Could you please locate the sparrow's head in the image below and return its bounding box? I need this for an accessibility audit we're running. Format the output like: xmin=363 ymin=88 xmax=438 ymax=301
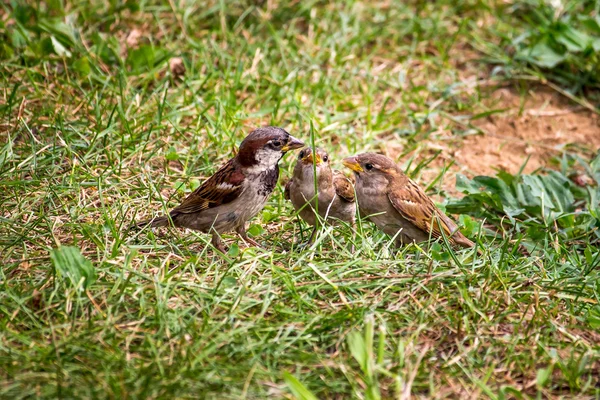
xmin=237 ymin=126 xmax=304 ymax=170
xmin=293 ymin=147 xmax=331 ymax=181
xmin=297 ymin=147 xmax=330 ymax=167
xmin=342 ymin=153 xmax=401 ymax=186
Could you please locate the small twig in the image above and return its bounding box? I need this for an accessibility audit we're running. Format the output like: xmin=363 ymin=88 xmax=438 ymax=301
xmin=295 ymin=273 xmax=456 ymax=287
xmin=512 ymin=74 xmax=600 ymax=115
xmin=526 ymin=105 xmax=585 ymax=117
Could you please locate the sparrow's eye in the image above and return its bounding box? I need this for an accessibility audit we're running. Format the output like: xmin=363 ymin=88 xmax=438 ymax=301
xmin=365 ymin=163 xmax=374 ymax=171
xmin=323 ymin=155 xmax=329 ymax=162
xmin=271 ymin=140 xmax=282 ymax=147
xmin=299 ymin=150 xmax=304 ymax=159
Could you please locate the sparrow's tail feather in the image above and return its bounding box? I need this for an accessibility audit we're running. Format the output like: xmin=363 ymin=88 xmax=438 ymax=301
xmin=453 ymin=234 xmax=475 ymax=249
xmin=130 ymin=215 xmax=171 ymax=230
xmin=451 ymin=233 xmax=485 ymax=256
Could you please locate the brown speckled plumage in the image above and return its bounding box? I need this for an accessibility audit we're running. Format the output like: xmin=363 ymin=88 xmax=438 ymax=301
xmin=285 ymin=147 xmax=356 ymax=243
xmin=343 ymin=153 xmax=474 ymax=249
xmin=132 ymin=126 xmax=304 ymax=252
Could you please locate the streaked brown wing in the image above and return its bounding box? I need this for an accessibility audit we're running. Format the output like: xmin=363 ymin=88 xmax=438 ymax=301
xmin=172 ymin=159 xmax=245 ymax=214
xmin=333 ymin=170 xmax=355 ymax=203
xmin=283 ymin=179 xmax=292 ymax=200
xmin=386 ymin=179 xmax=457 ymax=240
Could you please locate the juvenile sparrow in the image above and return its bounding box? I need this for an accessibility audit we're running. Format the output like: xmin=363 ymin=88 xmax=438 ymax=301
xmin=284 ymin=147 xmax=356 ymax=242
xmin=133 ymin=126 xmax=304 ymax=252
xmin=343 ymin=153 xmax=474 ymax=249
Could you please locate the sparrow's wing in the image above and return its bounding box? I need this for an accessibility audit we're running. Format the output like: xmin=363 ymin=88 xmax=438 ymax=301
xmin=283 ymin=179 xmax=292 ymax=200
xmin=333 ymin=170 xmax=355 ymax=203
xmin=386 ymin=179 xmax=458 ymax=240
xmin=171 ymin=159 xmax=246 ymax=214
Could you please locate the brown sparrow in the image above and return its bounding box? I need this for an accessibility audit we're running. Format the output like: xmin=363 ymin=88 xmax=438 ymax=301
xmin=133 ymin=126 xmax=304 ymax=252
xmin=284 ymin=147 xmax=356 ymax=243
xmin=343 ymin=153 xmax=474 ymax=248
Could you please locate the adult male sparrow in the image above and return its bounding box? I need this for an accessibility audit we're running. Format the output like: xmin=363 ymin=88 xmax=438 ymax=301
xmin=284 ymin=147 xmax=356 ymax=243
xmin=342 ymin=153 xmax=474 ymax=249
xmin=133 ymin=126 xmax=304 ymax=252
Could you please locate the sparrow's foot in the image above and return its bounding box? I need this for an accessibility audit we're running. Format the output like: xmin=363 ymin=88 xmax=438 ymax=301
xmin=236 ymin=226 xmax=263 ymax=248
xmin=350 ymin=224 xmax=357 ymax=253
xmin=211 ymin=234 xmax=227 ymax=254
xmin=295 ymin=227 xmax=317 ymax=250
xmin=295 ymin=241 xmax=310 ymax=250
xmin=239 ymin=235 xmax=262 ymax=248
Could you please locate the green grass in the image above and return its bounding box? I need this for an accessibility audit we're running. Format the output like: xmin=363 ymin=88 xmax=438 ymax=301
xmin=1 ymin=0 xmax=599 ymax=398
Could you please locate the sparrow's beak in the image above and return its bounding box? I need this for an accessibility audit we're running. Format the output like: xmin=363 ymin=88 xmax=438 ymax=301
xmin=343 ymin=156 xmax=363 ymax=173
xmin=282 ymin=135 xmax=305 ymax=152
xmin=302 ymin=152 xmax=322 ymax=165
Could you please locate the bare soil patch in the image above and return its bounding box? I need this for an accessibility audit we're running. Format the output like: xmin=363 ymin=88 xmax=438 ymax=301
xmin=460 ymin=87 xmax=600 ymax=175
xmin=411 ymin=87 xmax=600 ymax=197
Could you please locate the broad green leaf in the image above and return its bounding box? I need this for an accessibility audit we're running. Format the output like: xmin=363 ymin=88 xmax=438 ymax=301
xmin=445 ymin=196 xmax=481 ymax=215
xmin=458 ymin=214 xmax=477 ymax=237
xmin=500 ymin=386 xmax=524 ymax=400
xmin=39 ymin=19 xmax=76 ymax=46
xmin=189 ymin=178 xmax=201 ymax=191
xmin=165 ymin=146 xmax=179 ymax=161
xmin=127 ymin=45 xmax=168 ymax=73
xmin=173 ymin=180 xmax=186 ymax=192
xmin=431 ymin=242 xmax=450 ymax=261
xmin=584 ymin=246 xmax=593 ymax=265
xmin=578 ymin=16 xmax=600 ymax=34
xmin=50 ymin=246 xmax=96 ymax=291
xmin=221 ymin=276 xmax=238 ymax=288
xmin=455 ymin=174 xmax=482 ymax=194
xmin=13 ymin=4 xmax=35 ymax=25
xmin=545 ymin=171 xmax=575 ymax=212
xmin=347 ymin=331 xmax=367 ymax=373
xmin=227 ymin=243 xmax=239 ymax=258
xmin=90 ymin=32 xmax=121 ymax=64
xmin=247 ymin=224 xmax=265 ymax=237
xmin=473 ymin=175 xmax=523 ymax=216
xmin=73 ymin=56 xmax=90 ymax=76
xmin=497 ymin=170 xmax=516 ymax=186
xmin=521 ymin=175 xmax=547 ymax=209
xmin=50 ymin=36 xmax=72 ymax=57
xmin=283 ymin=372 xmax=318 ymax=400
xmin=537 ymin=366 xmax=553 ymax=388
xmin=554 ymin=24 xmax=591 ymax=52
xmin=523 ymin=42 xmax=565 ymax=68
xmin=0 ymin=138 xmax=14 ymax=166
xmin=587 ymin=306 xmax=600 ymax=329
xmin=10 ymin=28 xmax=29 ymax=49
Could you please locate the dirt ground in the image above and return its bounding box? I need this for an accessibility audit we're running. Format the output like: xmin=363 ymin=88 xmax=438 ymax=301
xmin=417 ymin=87 xmax=600 ymax=195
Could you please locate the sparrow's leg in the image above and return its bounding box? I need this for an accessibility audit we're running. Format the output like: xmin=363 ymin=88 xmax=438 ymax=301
xmin=236 ymin=225 xmax=262 ymax=248
xmin=350 ymin=222 xmax=356 ymax=253
xmin=297 ymin=226 xmax=317 ymax=249
xmin=307 ymin=226 xmax=317 ymax=244
xmin=211 ymin=233 xmax=227 ymax=254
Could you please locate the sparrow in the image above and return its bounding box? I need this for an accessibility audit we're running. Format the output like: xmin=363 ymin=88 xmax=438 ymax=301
xmin=342 ymin=153 xmax=475 ymax=249
xmin=133 ymin=126 xmax=304 ymax=252
xmin=284 ymin=147 xmax=356 ymax=243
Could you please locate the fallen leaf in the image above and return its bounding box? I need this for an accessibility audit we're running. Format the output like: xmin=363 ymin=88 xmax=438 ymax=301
xmin=169 ymin=57 xmax=186 ymax=79
xmin=570 ymin=173 xmax=595 ymax=187
xmin=126 ymin=29 xmax=142 ymax=48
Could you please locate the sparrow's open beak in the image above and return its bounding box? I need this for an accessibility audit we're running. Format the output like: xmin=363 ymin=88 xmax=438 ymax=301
xmin=302 ymin=152 xmax=322 ymax=165
xmin=343 ymin=156 xmax=363 ymax=173
xmin=282 ymin=135 xmax=305 ymax=152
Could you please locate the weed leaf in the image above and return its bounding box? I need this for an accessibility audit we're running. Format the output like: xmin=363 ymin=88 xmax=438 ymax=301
xmin=50 ymin=246 xmax=96 ymax=291
xmin=283 ymin=372 xmax=318 ymax=400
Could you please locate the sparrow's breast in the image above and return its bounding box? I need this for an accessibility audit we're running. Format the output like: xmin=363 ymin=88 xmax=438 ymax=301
xmin=330 ymin=194 xmax=356 ymax=223
xmin=236 ymin=166 xmax=279 ymax=222
xmin=354 ymin=182 xmax=383 ymax=216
